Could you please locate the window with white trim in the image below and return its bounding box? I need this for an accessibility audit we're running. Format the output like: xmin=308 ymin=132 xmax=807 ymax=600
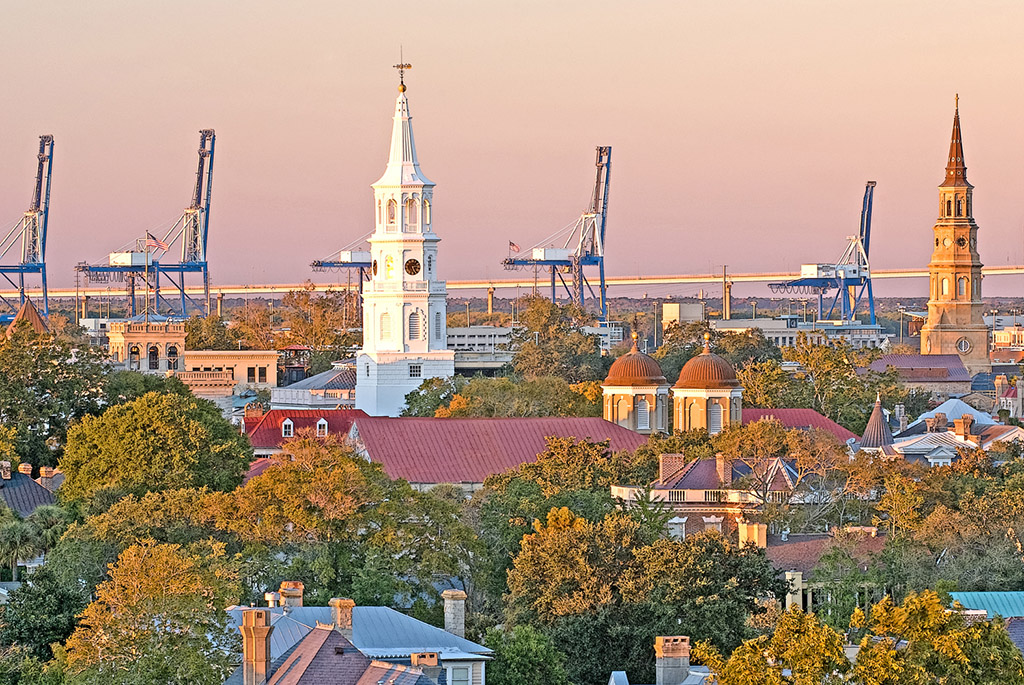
xmin=282 ymin=419 xmax=293 ymax=438
xmin=409 ymin=311 xmax=422 ymax=340
xmin=667 ymin=516 xmax=687 ymax=540
xmin=636 ymin=398 xmax=650 ymax=430
xmin=316 ymin=418 xmax=328 ymax=437
xmin=449 ymin=666 xmax=470 ymax=685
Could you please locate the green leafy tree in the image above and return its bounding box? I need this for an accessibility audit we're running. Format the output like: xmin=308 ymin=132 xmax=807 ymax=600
xmin=0 ymin=327 xmax=108 ymax=466
xmin=484 ymin=625 xmax=570 ymax=685
xmin=510 ymin=296 xmax=605 ymax=382
xmin=0 ymin=520 xmax=40 ymax=582
xmin=435 ymin=376 xmax=601 ymax=418
xmin=0 ymin=566 xmax=89 ymax=659
xmin=102 ymin=370 xmax=190 ymax=406
xmin=184 ymin=315 xmax=238 ymax=350
xmin=59 ymin=392 xmax=251 ymax=504
xmin=738 ymin=359 xmax=810 ymax=408
xmin=280 ymin=282 xmax=360 ymax=351
xmin=64 ymin=540 xmax=240 ymax=685
xmin=403 ymin=376 xmax=469 ymax=417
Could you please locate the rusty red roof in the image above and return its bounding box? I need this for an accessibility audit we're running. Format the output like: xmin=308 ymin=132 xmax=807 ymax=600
xmin=867 ymin=354 xmax=971 ymax=383
xmin=247 ymin=409 xmax=368 ymax=451
xmin=742 ymin=408 xmax=857 ymax=442
xmin=348 ymin=417 xmax=648 ymax=484
xmin=766 ymin=531 xmax=887 ymax=576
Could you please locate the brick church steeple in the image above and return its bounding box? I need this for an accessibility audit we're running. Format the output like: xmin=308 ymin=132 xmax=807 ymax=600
xmin=919 ymin=97 xmax=989 ymax=375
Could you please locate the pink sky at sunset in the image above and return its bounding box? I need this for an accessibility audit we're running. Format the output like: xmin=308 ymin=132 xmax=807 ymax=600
xmin=2 ymin=1 xmax=1023 ymax=298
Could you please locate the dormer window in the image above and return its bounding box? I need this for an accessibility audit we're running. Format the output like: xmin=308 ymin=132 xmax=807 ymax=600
xmin=316 ymin=418 xmax=328 ymax=437
xmin=282 ymin=419 xmax=293 ymax=438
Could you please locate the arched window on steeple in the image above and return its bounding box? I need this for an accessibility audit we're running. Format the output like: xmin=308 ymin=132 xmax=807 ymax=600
xmin=958 ymin=277 xmax=968 ymax=297
xmin=956 ymin=197 xmax=963 ymax=217
xmin=384 ymin=256 xmax=394 ymax=279
xmin=687 ymin=401 xmax=698 ymax=431
xmin=386 ymin=199 xmax=397 ymax=229
xmin=708 ymin=402 xmax=723 ymax=434
xmin=966 ymin=197 xmax=971 ymax=216
xmin=405 ymin=198 xmax=418 ymax=231
xmin=378 ymin=200 xmax=382 ymax=225
xmin=423 ymin=200 xmax=431 ymax=226
xmin=427 ymin=255 xmax=433 ymax=275
xmin=408 ymin=311 xmax=422 ymax=340
xmin=380 ymin=313 xmax=392 ymax=341
xmin=434 ymin=312 xmax=442 ymax=340
xmin=946 ymin=199 xmax=952 ymax=217
xmin=941 ymin=278 xmax=950 ymax=297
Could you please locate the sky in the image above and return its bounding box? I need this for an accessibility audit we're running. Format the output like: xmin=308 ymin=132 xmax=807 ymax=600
xmin=2 ymin=1 xmax=1024 ymax=299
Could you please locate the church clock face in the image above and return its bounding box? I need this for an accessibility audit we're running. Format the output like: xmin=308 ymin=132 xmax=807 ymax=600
xmin=956 ymin=337 xmax=972 ymax=354
xmin=956 ymin=236 xmax=967 ymax=248
xmin=405 ymin=259 xmax=421 ymax=276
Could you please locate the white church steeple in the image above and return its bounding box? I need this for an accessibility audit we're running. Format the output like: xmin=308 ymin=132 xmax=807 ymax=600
xmin=355 ymin=65 xmax=455 ymax=417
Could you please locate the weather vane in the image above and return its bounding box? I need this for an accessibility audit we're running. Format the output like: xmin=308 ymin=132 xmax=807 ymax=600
xmin=394 ymin=48 xmax=412 ymax=92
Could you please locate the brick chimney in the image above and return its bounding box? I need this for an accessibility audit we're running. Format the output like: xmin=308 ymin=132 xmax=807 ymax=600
xmin=240 ymin=609 xmax=275 ymax=685
xmin=654 ymin=636 xmax=690 ymax=685
xmin=658 ymin=454 xmax=688 ymax=484
xmin=441 ymin=589 xmax=467 ymax=638
xmin=0 ymin=462 xmax=10 ymax=480
xmin=411 ymin=653 xmax=442 ymax=682
xmin=925 ymin=412 xmax=947 ymax=433
xmin=715 ymin=453 xmax=731 ymax=486
xmin=17 ymin=463 xmax=32 ymax=476
xmin=996 ymin=375 xmax=1009 ymax=397
xmin=278 ymin=581 xmax=304 ymax=607
xmin=329 ymin=597 xmax=356 ymax=639
xmin=952 ymin=414 xmax=975 ymax=440
xmin=894 ymin=403 xmax=908 ymax=433
xmin=37 ymin=466 xmax=58 ymax=492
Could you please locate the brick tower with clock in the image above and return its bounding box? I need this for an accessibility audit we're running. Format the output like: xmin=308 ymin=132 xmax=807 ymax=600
xmin=919 ymin=98 xmax=990 ymax=375
xmin=355 ymin=65 xmax=455 ymax=416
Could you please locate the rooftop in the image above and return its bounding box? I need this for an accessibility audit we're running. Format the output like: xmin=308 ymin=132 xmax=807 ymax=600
xmin=742 ymin=408 xmax=858 ymax=443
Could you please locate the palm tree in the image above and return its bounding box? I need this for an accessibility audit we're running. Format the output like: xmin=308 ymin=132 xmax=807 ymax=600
xmin=26 ymin=504 xmax=72 ymax=552
xmin=0 ymin=519 xmax=41 ymax=581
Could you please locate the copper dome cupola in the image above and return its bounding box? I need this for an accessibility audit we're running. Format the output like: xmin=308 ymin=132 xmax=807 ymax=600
xmin=673 ymin=333 xmax=740 ymax=389
xmin=604 ymin=333 xmax=667 ymax=386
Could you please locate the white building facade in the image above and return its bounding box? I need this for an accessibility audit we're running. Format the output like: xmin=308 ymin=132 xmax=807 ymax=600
xmin=355 ymin=77 xmax=455 ymax=417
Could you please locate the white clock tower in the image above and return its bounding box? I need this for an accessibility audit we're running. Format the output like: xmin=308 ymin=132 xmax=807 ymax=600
xmin=355 ymin=65 xmax=455 ymax=416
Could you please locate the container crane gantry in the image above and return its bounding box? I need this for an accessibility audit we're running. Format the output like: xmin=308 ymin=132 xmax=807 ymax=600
xmin=768 ymin=181 xmax=878 ymax=325
xmin=503 ymin=146 xmax=612 ymax=320
xmin=0 ymin=135 xmax=54 ymax=322
xmin=310 ymin=232 xmax=372 ymax=292
xmin=75 ymin=129 xmax=215 ymax=318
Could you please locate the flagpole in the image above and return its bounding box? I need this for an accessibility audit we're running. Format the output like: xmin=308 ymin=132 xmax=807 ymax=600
xmin=144 ymin=238 xmax=150 ymax=324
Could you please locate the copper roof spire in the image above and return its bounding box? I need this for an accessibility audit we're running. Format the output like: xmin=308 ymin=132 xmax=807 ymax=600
xmin=941 ymin=94 xmax=971 ymax=188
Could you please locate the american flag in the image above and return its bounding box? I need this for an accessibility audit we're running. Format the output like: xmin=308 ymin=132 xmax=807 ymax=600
xmin=509 ymin=241 xmax=521 ymax=253
xmin=145 ymin=232 xmax=169 ymax=251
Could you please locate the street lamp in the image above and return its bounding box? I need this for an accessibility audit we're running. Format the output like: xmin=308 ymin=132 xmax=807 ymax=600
xmin=897 ymin=304 xmax=905 ymax=345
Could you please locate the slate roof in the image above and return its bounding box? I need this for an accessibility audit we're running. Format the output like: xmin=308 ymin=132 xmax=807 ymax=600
xmin=0 ymin=473 xmax=56 ymax=517
xmin=742 ymin=408 xmax=858 ymax=442
xmin=1005 ymin=617 xmax=1024 ymax=655
xmin=950 ymin=592 xmax=1024 ymax=619
xmin=348 ymin=417 xmax=648 ymax=484
xmin=225 ymin=606 xmax=491 ymax=664
xmin=286 ymin=364 xmax=358 ymax=391
xmin=867 ymin=354 xmax=970 ymax=383
xmin=246 ymin=409 xmax=367 ymax=450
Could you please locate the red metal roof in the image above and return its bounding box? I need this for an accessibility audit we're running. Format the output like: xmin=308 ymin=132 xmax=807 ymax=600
xmin=867 ymin=354 xmax=971 ymax=383
xmin=742 ymin=408 xmax=857 ymax=442
xmin=247 ymin=409 xmax=368 ymax=450
xmin=349 ymin=417 xmax=648 ymax=484
xmin=244 ymin=457 xmax=274 ymax=483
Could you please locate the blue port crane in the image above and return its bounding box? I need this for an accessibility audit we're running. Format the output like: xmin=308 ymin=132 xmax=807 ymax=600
xmin=502 ymin=146 xmax=612 ymax=320
xmin=76 ymin=129 xmax=215 ymax=317
xmin=0 ymin=135 xmax=54 ymax=322
xmin=310 ymin=232 xmax=372 ymax=293
xmin=768 ymin=181 xmax=878 ymax=325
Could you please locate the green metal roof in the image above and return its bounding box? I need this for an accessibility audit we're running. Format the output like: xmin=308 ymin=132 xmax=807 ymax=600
xmin=949 ymin=592 xmax=1024 ymax=618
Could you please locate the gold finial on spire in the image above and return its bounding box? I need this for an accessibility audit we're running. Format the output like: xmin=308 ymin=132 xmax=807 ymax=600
xmin=703 ymin=331 xmax=712 ymax=353
xmin=394 ymin=48 xmax=411 ymax=93
xmin=955 ymin=93 xmax=959 ymax=110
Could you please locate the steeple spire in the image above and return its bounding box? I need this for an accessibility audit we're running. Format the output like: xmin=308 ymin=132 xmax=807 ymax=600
xmin=373 ymin=61 xmax=433 ymax=188
xmin=941 ymin=95 xmax=971 ymax=188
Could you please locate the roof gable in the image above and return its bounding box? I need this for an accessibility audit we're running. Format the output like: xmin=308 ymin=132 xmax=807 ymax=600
xmin=742 ymin=408 xmax=857 ymax=442
xmin=247 ymin=409 xmax=367 ymax=449
xmin=0 ymin=473 xmax=56 ymax=517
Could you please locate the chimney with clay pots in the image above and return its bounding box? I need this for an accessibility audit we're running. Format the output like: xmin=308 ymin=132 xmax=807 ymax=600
xmin=240 ymin=609 xmax=275 ymax=685
xmin=0 ymin=462 xmax=10 ymax=480
xmin=329 ymin=597 xmax=356 ymax=639
xmin=278 ymin=581 xmax=304 ymax=607
xmin=411 ymin=653 xmax=442 ymax=682
xmin=658 ymin=454 xmax=688 ymax=484
xmin=441 ymin=589 xmax=467 ymax=638
xmin=654 ymin=636 xmax=690 ymax=685
xmin=17 ymin=463 xmax=31 ymax=476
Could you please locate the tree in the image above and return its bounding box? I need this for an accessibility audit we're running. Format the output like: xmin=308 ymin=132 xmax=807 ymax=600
xmin=694 ymin=606 xmax=849 ymax=685
xmin=425 ymin=376 xmax=601 ymax=418
xmin=59 ymin=392 xmax=251 ymax=503
xmin=0 ymin=520 xmax=40 ymax=582
xmin=0 ymin=326 xmax=108 ymax=466
xmin=230 ymin=301 xmax=278 ymax=350
xmin=184 ymin=314 xmax=237 ymax=350
xmin=0 ymin=566 xmax=89 ymax=659
xmin=64 ymin=540 xmax=240 ymax=685
xmin=484 ymin=625 xmax=570 ymax=685
xmin=280 ymin=282 xmax=360 ymax=351
xmin=510 ymin=296 xmax=605 ymax=382
xmin=403 ymin=376 xmax=469 ymax=417
xmin=851 ymin=591 xmax=1024 ymax=684
xmin=102 ymin=370 xmax=190 ymax=406
xmin=738 ymin=360 xmax=809 ymax=409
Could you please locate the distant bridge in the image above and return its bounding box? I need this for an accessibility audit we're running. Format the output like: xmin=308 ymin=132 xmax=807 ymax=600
xmin=8 ymin=265 xmax=1024 ymax=300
